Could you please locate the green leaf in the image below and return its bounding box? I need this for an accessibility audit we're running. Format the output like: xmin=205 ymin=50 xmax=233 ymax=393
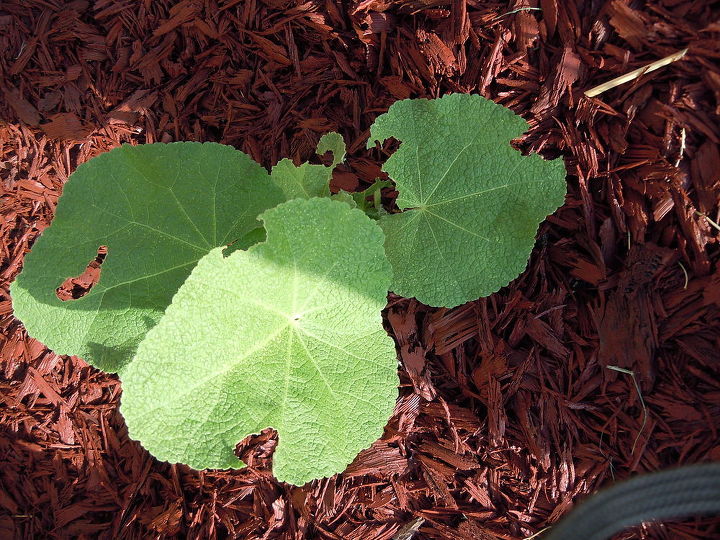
xmin=120 ymin=198 xmax=397 ymax=485
xmin=10 ymin=143 xmax=284 ymax=373
xmin=332 ymin=180 xmax=391 ymax=220
xmin=331 ymin=190 xmax=359 ymax=209
xmin=368 ymin=94 xmax=567 ymax=307
xmin=316 ymin=131 xmax=346 ymax=168
xmin=270 ymin=132 xmax=346 ymax=200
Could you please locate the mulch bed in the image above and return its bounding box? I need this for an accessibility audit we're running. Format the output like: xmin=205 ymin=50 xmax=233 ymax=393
xmin=1 ymin=1 xmax=719 ymax=538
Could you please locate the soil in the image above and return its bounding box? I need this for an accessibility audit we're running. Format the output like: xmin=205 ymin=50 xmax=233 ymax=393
xmin=1 ymin=1 xmax=719 ymax=539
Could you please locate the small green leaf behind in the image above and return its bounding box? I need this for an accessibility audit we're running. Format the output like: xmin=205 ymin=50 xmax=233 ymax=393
xmin=10 ymin=142 xmax=284 ymax=373
xmin=368 ymin=94 xmax=567 ymax=308
xmin=120 ymin=198 xmax=398 ymax=485
xmin=332 ymin=179 xmax=392 ymax=220
xmin=270 ymin=132 xmax=346 ymax=200
xmin=315 ymin=132 xmax=346 ymax=168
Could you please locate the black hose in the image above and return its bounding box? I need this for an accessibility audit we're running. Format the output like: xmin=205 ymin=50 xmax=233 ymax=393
xmin=544 ymin=463 xmax=720 ymax=540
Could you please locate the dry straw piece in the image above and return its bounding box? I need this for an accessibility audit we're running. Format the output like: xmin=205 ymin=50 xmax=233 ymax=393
xmin=585 ymin=48 xmax=688 ymax=97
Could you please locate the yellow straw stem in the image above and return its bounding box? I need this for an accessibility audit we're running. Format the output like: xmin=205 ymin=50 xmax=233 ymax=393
xmin=585 ymin=48 xmax=688 ymax=98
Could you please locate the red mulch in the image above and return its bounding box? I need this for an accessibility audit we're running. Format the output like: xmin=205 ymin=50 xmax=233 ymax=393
xmin=1 ymin=1 xmax=719 ymax=539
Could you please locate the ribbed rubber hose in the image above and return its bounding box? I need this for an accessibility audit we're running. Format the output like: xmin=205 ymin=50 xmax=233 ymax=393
xmin=545 ymin=463 xmax=720 ymax=540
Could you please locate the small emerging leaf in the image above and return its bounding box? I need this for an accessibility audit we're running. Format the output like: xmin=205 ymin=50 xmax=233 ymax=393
xmin=331 ymin=190 xmax=359 ymax=209
xmin=10 ymin=143 xmax=284 ymax=372
xmin=368 ymin=94 xmax=567 ymax=307
xmin=333 ymin=180 xmax=391 ymax=220
xmin=270 ymin=132 xmax=346 ymax=200
xmin=120 ymin=198 xmax=398 ymax=485
xmin=316 ymin=131 xmax=346 ymax=168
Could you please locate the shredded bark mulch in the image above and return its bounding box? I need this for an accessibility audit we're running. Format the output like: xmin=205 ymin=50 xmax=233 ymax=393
xmin=1 ymin=1 xmax=719 ymax=538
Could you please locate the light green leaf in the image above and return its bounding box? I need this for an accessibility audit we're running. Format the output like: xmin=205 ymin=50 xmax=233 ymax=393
xmin=332 ymin=180 xmax=391 ymax=220
xmin=316 ymin=131 xmax=346 ymax=168
xmin=368 ymin=94 xmax=567 ymax=307
xmin=10 ymin=143 xmax=284 ymax=373
xmin=331 ymin=190 xmax=358 ymax=209
xmin=270 ymin=132 xmax=346 ymax=200
xmin=120 ymin=198 xmax=397 ymax=485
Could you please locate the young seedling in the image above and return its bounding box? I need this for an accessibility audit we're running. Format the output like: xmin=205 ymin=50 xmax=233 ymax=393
xmin=10 ymin=94 xmax=566 ymax=484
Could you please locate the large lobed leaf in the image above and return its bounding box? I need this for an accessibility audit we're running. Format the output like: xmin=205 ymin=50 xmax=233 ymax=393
xmin=10 ymin=136 xmax=346 ymax=374
xmin=120 ymin=198 xmax=398 ymax=485
xmin=11 ymin=142 xmax=285 ymax=373
xmin=368 ymin=94 xmax=567 ymax=308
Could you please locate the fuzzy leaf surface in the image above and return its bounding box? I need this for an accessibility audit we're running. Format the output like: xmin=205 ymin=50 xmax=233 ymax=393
xmin=120 ymin=198 xmax=398 ymax=485
xmin=10 ymin=143 xmax=284 ymax=372
xmin=369 ymin=94 xmax=567 ymax=307
xmin=270 ymin=132 xmax=346 ymax=200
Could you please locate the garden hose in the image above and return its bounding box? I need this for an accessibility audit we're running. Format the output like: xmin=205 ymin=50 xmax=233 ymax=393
xmin=544 ymin=463 xmax=720 ymax=540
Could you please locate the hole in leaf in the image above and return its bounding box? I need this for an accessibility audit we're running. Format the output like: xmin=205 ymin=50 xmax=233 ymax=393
xmin=235 ymin=427 xmax=278 ymax=470
xmin=317 ymin=148 xmax=338 ymax=167
xmin=55 ymin=246 xmax=107 ymax=301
